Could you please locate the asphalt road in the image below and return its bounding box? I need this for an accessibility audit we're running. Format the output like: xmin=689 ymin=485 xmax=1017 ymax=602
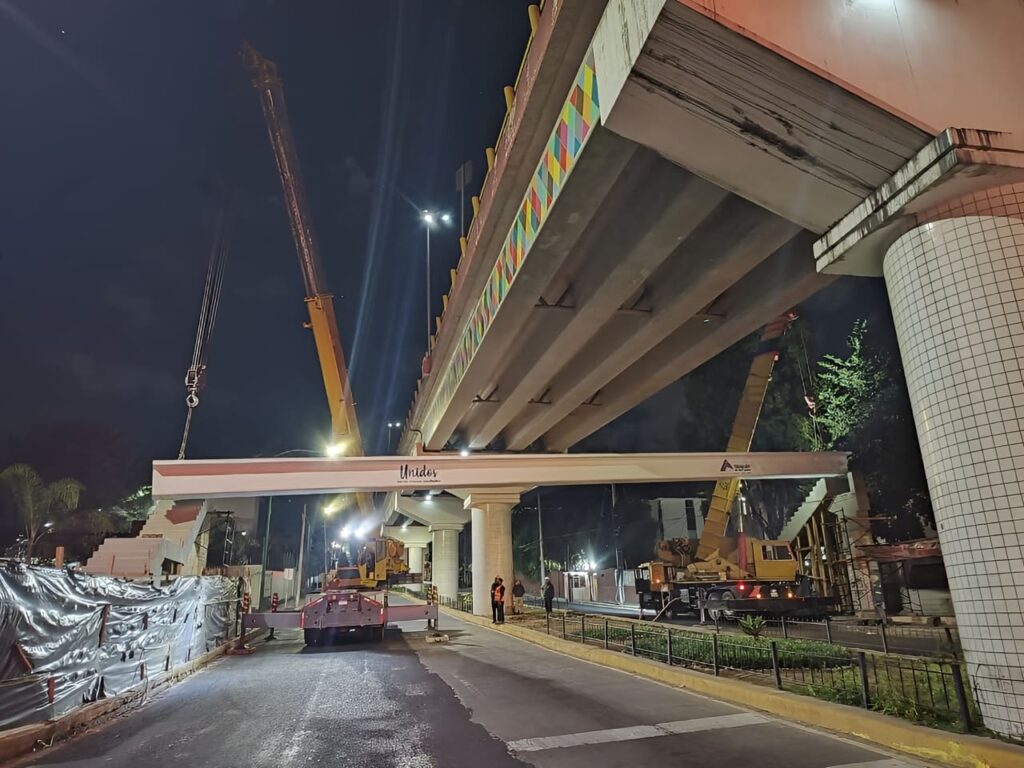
xmin=14 ymin=605 xmax=937 ymax=768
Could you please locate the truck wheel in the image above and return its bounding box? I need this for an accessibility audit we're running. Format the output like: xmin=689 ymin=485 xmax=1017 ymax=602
xmin=303 ymin=629 xmax=321 ymax=646
xmin=717 ymin=589 xmax=736 ymax=621
xmin=706 ymin=590 xmax=735 ymax=622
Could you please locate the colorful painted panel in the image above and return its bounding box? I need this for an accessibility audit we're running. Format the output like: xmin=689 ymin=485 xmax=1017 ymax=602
xmin=424 ymin=49 xmax=600 ymax=441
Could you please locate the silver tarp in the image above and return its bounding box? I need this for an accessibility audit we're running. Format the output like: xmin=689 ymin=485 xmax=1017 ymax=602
xmin=0 ymin=565 xmax=238 ymax=729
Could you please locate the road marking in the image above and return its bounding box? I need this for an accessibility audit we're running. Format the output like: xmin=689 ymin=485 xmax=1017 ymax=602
xmin=507 ymin=712 xmax=767 ymax=752
xmin=828 ymin=762 xmax=919 ymax=768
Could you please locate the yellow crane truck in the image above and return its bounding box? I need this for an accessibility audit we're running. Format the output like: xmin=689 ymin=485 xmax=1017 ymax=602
xmin=634 ymin=314 xmax=835 ymax=620
xmin=322 ymin=537 xmax=410 ymax=592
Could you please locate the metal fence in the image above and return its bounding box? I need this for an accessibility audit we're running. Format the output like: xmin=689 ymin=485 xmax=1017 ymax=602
xmin=439 ymin=593 xmax=979 ymax=733
xmin=731 ymin=615 xmax=962 ymax=658
xmin=545 ymin=613 xmax=978 ymax=733
xmin=521 ymin=596 xmax=961 ymax=659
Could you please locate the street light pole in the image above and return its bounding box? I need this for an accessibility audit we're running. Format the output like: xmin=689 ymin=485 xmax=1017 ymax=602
xmin=421 ymin=210 xmax=451 ymax=356
xmin=537 ymin=490 xmax=546 ymax=582
xmin=425 ymin=225 xmax=432 ymax=352
xmin=294 ymin=503 xmax=306 ymax=609
xmin=260 ymin=497 xmax=272 ymax=607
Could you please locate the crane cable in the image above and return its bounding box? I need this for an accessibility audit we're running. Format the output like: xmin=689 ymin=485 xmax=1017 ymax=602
xmin=178 ymin=193 xmax=233 ymax=460
xmin=795 ymin=323 xmax=824 ymax=451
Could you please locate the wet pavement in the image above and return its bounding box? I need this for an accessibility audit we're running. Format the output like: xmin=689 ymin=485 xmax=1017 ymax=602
xmin=13 ymin=603 xmax=937 ymax=768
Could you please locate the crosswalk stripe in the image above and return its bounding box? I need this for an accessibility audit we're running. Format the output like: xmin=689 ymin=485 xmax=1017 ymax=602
xmin=507 ymin=712 xmax=767 ymax=752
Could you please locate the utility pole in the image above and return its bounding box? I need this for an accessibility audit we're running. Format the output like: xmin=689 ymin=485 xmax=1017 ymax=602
xmin=537 ymin=490 xmax=546 ymax=582
xmin=323 ymin=514 xmax=328 ymax=575
xmin=294 ymin=504 xmax=306 ymax=609
xmin=260 ymin=497 xmax=273 ymax=608
xmin=611 ymin=484 xmax=624 ymax=604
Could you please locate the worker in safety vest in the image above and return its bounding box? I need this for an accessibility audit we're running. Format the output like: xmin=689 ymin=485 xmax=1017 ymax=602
xmin=492 ymin=577 xmax=506 ymax=624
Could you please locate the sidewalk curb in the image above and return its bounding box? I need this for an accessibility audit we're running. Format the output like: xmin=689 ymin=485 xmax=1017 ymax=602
xmin=0 ymin=631 xmax=263 ymax=765
xmin=441 ymin=607 xmax=1023 ymax=768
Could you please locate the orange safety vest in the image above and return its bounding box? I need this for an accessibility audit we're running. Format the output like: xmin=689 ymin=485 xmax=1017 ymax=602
xmin=494 ymin=584 xmax=506 ymax=603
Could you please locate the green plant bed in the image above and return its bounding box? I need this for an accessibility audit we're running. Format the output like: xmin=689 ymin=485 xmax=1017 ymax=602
xmin=568 ymin=620 xmax=851 ymax=670
xmin=542 ymin=617 xmax=983 ymax=733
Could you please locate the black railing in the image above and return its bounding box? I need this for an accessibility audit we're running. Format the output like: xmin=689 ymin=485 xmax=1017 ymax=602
xmin=529 ymin=611 xmax=978 ymax=733
xmin=734 ymin=615 xmax=962 ymax=658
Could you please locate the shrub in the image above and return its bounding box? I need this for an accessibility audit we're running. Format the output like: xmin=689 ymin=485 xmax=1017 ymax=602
xmin=739 ymin=616 xmax=767 ymax=639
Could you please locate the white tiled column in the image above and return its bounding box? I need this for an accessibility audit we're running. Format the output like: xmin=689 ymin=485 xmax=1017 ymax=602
xmin=882 ymin=184 xmax=1024 ymax=737
xmin=471 ymin=507 xmax=489 ymax=617
xmin=429 ymin=525 xmax=461 ymax=602
xmin=466 ymin=491 xmax=520 ymax=618
xmin=407 ymin=545 xmax=424 ymax=575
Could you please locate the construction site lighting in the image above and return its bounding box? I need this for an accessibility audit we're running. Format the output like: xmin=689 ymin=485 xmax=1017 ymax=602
xmin=421 ymin=210 xmax=451 ymax=228
xmin=459 ymin=449 xmax=470 ymax=457
xmin=325 ymin=441 xmax=347 ymax=458
xmin=340 ymin=527 xmax=351 ymax=539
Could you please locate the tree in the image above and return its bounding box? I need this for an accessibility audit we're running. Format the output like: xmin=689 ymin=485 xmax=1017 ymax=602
xmin=808 ymin=320 xmax=884 ymax=450
xmin=0 ymin=463 xmax=84 ymax=560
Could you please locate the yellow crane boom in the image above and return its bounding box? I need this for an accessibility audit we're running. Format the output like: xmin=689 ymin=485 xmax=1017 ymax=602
xmin=696 ymin=313 xmax=796 ymax=561
xmin=242 ymin=43 xmax=368 ymax=511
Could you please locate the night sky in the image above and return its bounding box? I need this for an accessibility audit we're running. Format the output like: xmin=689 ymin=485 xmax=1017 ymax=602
xmin=1 ymin=0 xmax=536 ymax=461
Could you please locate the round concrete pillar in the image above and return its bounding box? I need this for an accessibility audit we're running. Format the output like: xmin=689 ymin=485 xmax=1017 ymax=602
xmin=407 ymin=545 xmax=424 ymax=575
xmin=429 ymin=526 xmax=460 ymax=602
xmin=471 ymin=507 xmax=489 ymax=617
xmin=882 ymin=183 xmax=1024 ymax=737
xmin=467 ymin=491 xmax=519 ymax=617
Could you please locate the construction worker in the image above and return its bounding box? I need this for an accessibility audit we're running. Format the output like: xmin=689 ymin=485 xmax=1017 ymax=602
xmin=543 ymin=577 xmax=555 ymax=614
xmin=511 ymin=579 xmax=525 ymax=615
xmin=493 ymin=577 xmax=506 ymax=624
xmin=490 ymin=576 xmax=500 ymax=623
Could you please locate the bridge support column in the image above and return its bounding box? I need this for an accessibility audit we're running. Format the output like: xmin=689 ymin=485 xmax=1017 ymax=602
xmin=466 ymin=491 xmax=521 ymax=618
xmin=407 ymin=545 xmax=424 ymax=575
xmin=881 ymin=183 xmax=1024 ymax=737
xmin=407 ymin=545 xmax=424 ymax=594
xmin=429 ymin=525 xmax=461 ymax=603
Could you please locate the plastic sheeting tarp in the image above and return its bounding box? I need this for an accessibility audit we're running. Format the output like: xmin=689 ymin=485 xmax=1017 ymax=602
xmin=0 ymin=565 xmax=238 ymax=729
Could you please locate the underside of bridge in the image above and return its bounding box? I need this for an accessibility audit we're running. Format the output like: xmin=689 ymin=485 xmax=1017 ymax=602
xmin=404 ymin=0 xmax=929 ymax=456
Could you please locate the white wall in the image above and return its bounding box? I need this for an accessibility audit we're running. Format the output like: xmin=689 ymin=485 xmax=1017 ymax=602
xmin=650 ymin=497 xmax=704 ymax=540
xmin=677 ymin=0 xmax=1024 ymax=135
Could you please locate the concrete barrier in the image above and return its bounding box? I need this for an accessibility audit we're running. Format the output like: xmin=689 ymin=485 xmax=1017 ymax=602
xmin=442 ymin=607 xmax=1024 ymax=768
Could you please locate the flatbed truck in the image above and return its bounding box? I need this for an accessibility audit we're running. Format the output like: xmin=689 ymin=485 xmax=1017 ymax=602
xmin=243 ymin=589 xmax=437 ymax=645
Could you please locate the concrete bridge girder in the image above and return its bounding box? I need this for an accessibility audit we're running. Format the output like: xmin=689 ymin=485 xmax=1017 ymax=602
xmin=394 ymin=494 xmax=469 ymax=529
xmin=383 ymin=525 xmax=432 ymax=548
xmin=407 ymin=0 xmax=933 ymax=458
xmin=468 ymin=152 xmax=729 ymax=450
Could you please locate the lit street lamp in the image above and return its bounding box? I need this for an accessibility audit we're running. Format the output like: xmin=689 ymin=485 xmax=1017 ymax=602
xmin=421 ymin=210 xmax=452 ymax=355
xmin=386 ymin=421 xmax=401 ymax=452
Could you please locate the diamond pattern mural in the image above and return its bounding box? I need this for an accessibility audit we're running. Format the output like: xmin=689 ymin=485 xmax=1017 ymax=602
xmin=424 ymin=50 xmax=600 ymax=439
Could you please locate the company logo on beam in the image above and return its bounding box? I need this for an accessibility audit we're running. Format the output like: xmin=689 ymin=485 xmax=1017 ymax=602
xmin=720 ymin=458 xmax=751 ymax=473
xmin=398 ymin=463 xmax=440 ymax=485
